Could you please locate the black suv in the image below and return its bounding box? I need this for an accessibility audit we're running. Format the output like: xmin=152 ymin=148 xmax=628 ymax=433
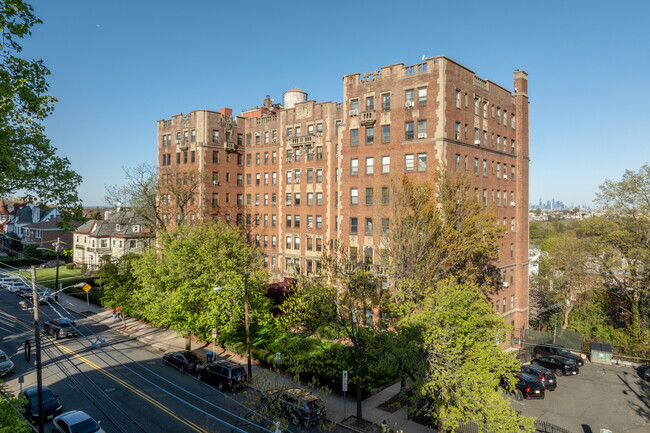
xmin=261 ymin=388 xmax=326 ymax=426
xmin=533 ymin=344 xmax=584 ymax=367
xmin=43 ymin=318 xmax=78 ymax=339
xmin=196 ymin=361 xmax=248 ymax=391
xmin=533 ymin=355 xmax=579 ymax=376
xmin=20 ymin=385 xmax=63 ymax=423
xmin=507 ymin=372 xmax=545 ymax=400
xmin=162 ymin=351 xmax=203 ymax=374
xmin=521 ymin=364 xmax=557 ymax=391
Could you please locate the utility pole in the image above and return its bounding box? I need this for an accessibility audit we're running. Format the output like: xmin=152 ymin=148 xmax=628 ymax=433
xmin=53 ymin=237 xmax=61 ymax=302
xmin=31 ymin=266 xmax=44 ymax=433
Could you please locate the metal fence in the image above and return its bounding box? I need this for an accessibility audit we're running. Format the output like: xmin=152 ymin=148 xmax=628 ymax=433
xmin=452 ymin=420 xmax=573 ymax=433
xmin=518 ymin=328 xmax=584 ymax=362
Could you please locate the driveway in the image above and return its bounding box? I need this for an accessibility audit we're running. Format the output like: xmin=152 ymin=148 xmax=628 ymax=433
xmin=511 ymin=362 xmax=650 ymax=433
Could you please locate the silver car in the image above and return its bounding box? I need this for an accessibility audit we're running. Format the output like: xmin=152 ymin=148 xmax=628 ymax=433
xmin=0 ymin=349 xmax=15 ymax=377
xmin=53 ymin=410 xmax=105 ymax=433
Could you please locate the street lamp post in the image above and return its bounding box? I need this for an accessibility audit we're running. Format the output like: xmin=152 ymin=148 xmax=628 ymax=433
xmin=214 ymin=271 xmax=251 ymax=378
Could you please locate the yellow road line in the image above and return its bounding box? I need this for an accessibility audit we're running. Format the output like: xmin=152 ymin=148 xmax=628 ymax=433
xmin=12 ymin=314 xmax=208 ymax=433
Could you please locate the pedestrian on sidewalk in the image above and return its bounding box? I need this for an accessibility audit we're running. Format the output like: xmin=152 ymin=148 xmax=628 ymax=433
xmin=116 ymin=306 xmax=122 ymax=320
xmin=112 ymin=309 xmax=117 ymax=321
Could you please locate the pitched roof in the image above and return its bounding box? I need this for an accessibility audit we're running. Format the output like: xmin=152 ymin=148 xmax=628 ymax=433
xmin=23 ymin=216 xmax=81 ymax=231
xmin=82 ymin=210 xmax=153 ymax=238
xmin=0 ymin=198 xmax=9 ymax=216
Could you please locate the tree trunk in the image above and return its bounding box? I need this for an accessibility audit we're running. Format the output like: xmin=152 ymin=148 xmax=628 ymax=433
xmin=185 ymin=334 xmax=192 ymax=351
xmin=630 ymin=296 xmax=641 ymax=339
xmin=562 ymin=304 xmax=573 ymax=329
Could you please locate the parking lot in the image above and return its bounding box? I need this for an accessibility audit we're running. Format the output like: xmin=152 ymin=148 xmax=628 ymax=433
xmin=511 ymin=362 xmax=650 ymax=433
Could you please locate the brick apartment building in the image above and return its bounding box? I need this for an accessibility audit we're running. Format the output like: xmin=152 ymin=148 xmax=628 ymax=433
xmin=157 ymin=56 xmax=530 ymax=337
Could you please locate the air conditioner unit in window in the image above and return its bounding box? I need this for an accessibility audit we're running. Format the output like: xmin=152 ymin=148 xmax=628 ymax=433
xmin=503 ymin=174 xmax=508 ymax=180
xmin=175 ymin=139 xmax=181 ymax=144
xmin=474 ymin=140 xmax=481 ymax=145
xmin=255 ymin=132 xmax=260 ymax=136
xmin=317 ymin=132 xmax=322 ymax=137
xmin=418 ymin=133 xmax=427 ymax=139
xmin=272 ymin=139 xmax=276 ymax=143
xmin=503 ymin=282 xmax=510 ymax=288
xmin=510 ymin=201 xmax=516 ymax=207
xmin=213 ymin=180 xmax=219 ymax=185
xmin=405 ymin=101 xmax=415 ymax=108
xmin=286 ymin=201 xmax=291 ymax=206
xmin=349 ymin=109 xmax=358 ymax=117
xmin=254 ymin=201 xmax=259 ymax=206
xmin=307 ymin=224 xmax=312 ymax=229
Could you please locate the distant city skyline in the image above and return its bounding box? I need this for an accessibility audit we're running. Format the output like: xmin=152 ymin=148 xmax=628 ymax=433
xmin=16 ymin=0 xmax=650 ymax=206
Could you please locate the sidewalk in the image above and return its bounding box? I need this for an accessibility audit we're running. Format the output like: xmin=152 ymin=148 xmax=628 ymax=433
xmin=57 ymin=292 xmax=433 ymax=433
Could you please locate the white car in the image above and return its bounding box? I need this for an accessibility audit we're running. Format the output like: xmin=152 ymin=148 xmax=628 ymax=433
xmin=0 ymin=349 xmax=14 ymax=377
xmin=53 ymin=410 xmax=105 ymax=433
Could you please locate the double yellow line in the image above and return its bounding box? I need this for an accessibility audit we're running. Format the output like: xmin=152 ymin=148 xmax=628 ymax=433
xmin=14 ymin=315 xmax=209 ymax=433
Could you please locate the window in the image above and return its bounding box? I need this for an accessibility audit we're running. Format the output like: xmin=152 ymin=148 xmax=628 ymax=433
xmin=255 ymin=134 xmax=260 ymax=145
xmin=497 ymin=107 xmax=501 ymax=124
xmin=316 ymin=123 xmax=322 ymax=136
xmin=295 ymin=126 xmax=301 ymax=137
xmin=295 ymin=193 xmax=301 ymax=205
xmin=381 ymin=124 xmax=390 ymax=143
xmin=511 ymin=191 xmax=515 ymax=206
xmin=287 ymin=127 xmax=292 ymax=139
xmin=474 ymin=98 xmax=479 ymax=115
xmin=405 ymin=89 xmax=414 ymax=105
xmin=510 ymin=243 xmax=514 ymax=259
xmin=503 ymin=110 xmax=507 ymax=126
xmin=286 ymin=236 xmax=291 ymax=249
xmin=350 ymin=217 xmax=358 ymax=234
xmin=316 ymin=169 xmax=322 ymax=183
xmin=381 ymin=187 xmax=389 ymax=205
xmin=272 ymin=151 xmax=277 ymax=163
xmin=350 ymin=99 xmax=359 ymax=111
xmin=129 ymin=240 xmax=137 ymax=248
xmin=307 ymin=192 xmax=314 ymax=206
xmin=212 ymin=193 xmax=219 ymax=206
xmin=483 ymin=160 xmax=487 ymax=176
xmin=455 ymin=89 xmax=461 ymax=108
xmin=512 ymin=114 xmax=516 ymax=129
xmin=418 ymin=87 xmax=427 ymax=105
xmin=316 ymin=215 xmax=322 ymax=229
xmin=294 ymin=215 xmax=300 ymax=228
xmin=350 ymin=158 xmax=358 ymax=175
xmin=307 ymin=124 xmax=314 ymax=136
xmin=405 ymin=121 xmax=414 ymax=139
xmin=316 ymin=146 xmax=323 ymax=160
xmin=381 ymin=218 xmax=390 ymax=235
xmin=365 ymin=187 xmax=373 ymax=205
xmin=316 ymin=192 xmax=322 ymax=205
xmin=213 ymin=130 xmax=220 ymax=143
xmin=417 ymin=120 xmax=427 ymax=138
xmin=366 ymin=96 xmax=374 ymax=111
xmin=511 ymin=218 xmax=516 ymax=233
xmin=366 ymin=157 xmax=374 ymax=174
xmin=382 ymin=93 xmax=390 ymax=110
xmin=405 ymin=154 xmax=414 ymax=172
xmin=264 ymin=214 xmax=268 ymax=226
xmin=496 ymin=190 xmax=501 ymax=206
xmin=286 ymin=171 xmax=292 ymax=184
xmin=306 ymin=236 xmax=313 ymax=251
xmin=350 ymin=188 xmax=358 ymax=205
xmin=482 ymin=101 xmax=487 ymax=118
xmin=295 ymin=169 xmax=301 ymax=184
xmin=286 ymin=149 xmax=292 ymax=162
xmin=511 ymin=165 xmax=515 ymax=181
xmin=365 ymin=218 xmax=373 ymax=235
xmin=351 ymin=129 xmax=358 ymax=146
xmin=483 ymin=189 xmax=487 ymax=206
xmin=497 ymin=163 xmax=501 ymax=178
xmin=315 ymin=238 xmax=322 ymax=252
xmin=286 ymin=215 xmax=292 ymax=228
xmin=482 ymin=130 xmax=487 ymax=146
xmin=306 ymin=169 xmax=314 ymax=183
xmin=381 ymin=156 xmax=390 ymax=173
xmin=272 ymin=214 xmax=277 ymax=226
xmin=417 ymin=153 xmax=427 ymax=171
xmin=455 ymin=154 xmax=460 ymax=172
xmin=455 ymin=122 xmax=460 ymax=140
xmin=503 ymin=298 xmax=506 ymax=313
xmin=366 ymin=126 xmax=374 ymax=144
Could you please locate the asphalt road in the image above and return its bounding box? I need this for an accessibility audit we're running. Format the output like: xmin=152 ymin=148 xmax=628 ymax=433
xmin=0 ymin=289 xmax=339 ymax=433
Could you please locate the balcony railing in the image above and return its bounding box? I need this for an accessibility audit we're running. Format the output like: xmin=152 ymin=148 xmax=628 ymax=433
xmin=360 ymin=110 xmax=376 ymax=127
xmin=290 ymin=135 xmax=315 ymax=147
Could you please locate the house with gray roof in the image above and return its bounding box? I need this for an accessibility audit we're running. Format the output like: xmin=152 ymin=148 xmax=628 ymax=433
xmin=21 ymin=216 xmax=80 ymax=250
xmin=73 ymin=208 xmax=155 ymax=269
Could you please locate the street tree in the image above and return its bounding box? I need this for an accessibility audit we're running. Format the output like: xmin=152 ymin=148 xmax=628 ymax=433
xmin=534 ymin=231 xmax=596 ymax=329
xmin=0 ymin=383 xmax=31 ymax=433
xmin=0 ymin=0 xmax=83 ymax=226
xmin=105 ymin=163 xmax=205 ymax=232
xmin=281 ymin=249 xmax=382 ymax=421
xmin=131 ymin=222 xmax=271 ymax=349
xmin=407 ymin=279 xmax=535 ymax=432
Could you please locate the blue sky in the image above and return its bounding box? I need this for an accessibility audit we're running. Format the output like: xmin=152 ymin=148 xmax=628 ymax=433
xmin=21 ymin=0 xmax=650 ymax=207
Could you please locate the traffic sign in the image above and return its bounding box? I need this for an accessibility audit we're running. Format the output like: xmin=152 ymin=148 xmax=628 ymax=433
xmin=342 ymin=370 xmax=348 ymax=392
xmin=82 ymin=284 xmax=92 ymax=293
xmin=212 ymin=328 xmax=217 ymax=339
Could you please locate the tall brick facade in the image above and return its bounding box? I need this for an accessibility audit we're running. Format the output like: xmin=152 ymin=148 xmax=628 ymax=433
xmin=157 ymin=56 xmax=530 ymax=338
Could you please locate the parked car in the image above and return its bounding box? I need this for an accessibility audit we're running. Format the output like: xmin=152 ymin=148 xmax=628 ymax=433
xmin=196 ymin=361 xmax=248 ymax=391
xmin=1 ymin=277 xmax=17 ymax=289
xmin=0 ymin=349 xmax=15 ymax=377
xmin=532 ymin=355 xmax=579 ymax=376
xmin=162 ymin=351 xmax=203 ymax=374
xmin=53 ymin=410 xmax=105 ymax=433
xmin=520 ymin=364 xmax=557 ymax=391
xmin=533 ymin=343 xmax=585 ymax=366
xmin=43 ymin=317 xmax=79 ymax=339
xmin=261 ymin=388 xmax=326 ymax=426
xmin=511 ymin=372 xmax=546 ymax=400
xmin=644 ymin=367 xmax=650 ymax=382
xmin=6 ymin=280 xmax=26 ymax=294
xmin=22 ymin=289 xmax=53 ymax=304
xmin=20 ymin=385 xmax=63 ymax=423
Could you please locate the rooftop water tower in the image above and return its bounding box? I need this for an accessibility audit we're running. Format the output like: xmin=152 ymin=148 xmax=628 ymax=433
xmin=283 ymin=88 xmax=307 ymax=109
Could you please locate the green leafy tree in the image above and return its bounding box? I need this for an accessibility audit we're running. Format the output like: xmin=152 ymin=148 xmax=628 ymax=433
xmin=590 ymin=164 xmax=650 ymax=338
xmin=95 ymin=253 xmax=138 ymax=311
xmin=0 ymin=383 xmax=31 ymax=433
xmin=0 ymin=0 xmax=83 ymax=226
xmin=131 ymin=222 xmax=271 ymax=349
xmin=407 ymin=279 xmax=535 ymax=432
xmin=534 ymin=231 xmax=596 ymax=329
xmin=281 ymin=249 xmax=382 ymax=421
